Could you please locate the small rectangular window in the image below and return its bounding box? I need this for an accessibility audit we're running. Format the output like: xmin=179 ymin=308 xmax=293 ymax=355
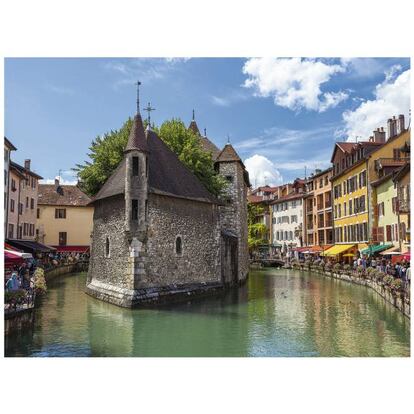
xmin=225 ymin=175 xmax=233 ymax=182
xmin=55 ymin=208 xmax=66 ymax=219
xmin=132 ymin=157 xmax=139 ymax=176
xmin=59 ymin=232 xmax=67 ymax=246
xmin=132 ymin=199 xmax=139 ymax=220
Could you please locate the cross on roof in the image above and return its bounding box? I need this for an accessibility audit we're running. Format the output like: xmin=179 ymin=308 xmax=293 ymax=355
xmin=144 ymin=102 xmax=156 ymax=126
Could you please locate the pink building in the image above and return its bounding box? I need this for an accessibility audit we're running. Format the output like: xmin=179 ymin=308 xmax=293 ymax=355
xmin=7 ymin=159 xmax=42 ymax=240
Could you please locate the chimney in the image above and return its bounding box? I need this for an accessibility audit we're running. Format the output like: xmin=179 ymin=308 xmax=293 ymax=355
xmin=387 ymin=118 xmax=396 ymax=139
xmin=24 ymin=159 xmax=31 ymax=170
xmin=373 ymin=127 xmax=386 ymax=143
xmin=396 ymin=114 xmax=405 ymax=135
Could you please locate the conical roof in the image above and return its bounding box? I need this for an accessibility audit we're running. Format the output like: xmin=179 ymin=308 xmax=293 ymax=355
xmin=188 ymin=109 xmax=201 ymax=136
xmin=189 ymin=119 xmax=200 ymax=135
xmin=125 ymin=113 xmax=148 ymax=153
xmin=216 ymin=143 xmax=241 ymax=162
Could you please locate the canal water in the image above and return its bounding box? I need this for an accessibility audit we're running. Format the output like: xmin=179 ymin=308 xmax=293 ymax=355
xmin=5 ymin=269 xmax=410 ymax=357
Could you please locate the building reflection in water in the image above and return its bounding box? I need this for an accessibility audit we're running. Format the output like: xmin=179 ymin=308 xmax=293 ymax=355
xmin=4 ymin=271 xmax=410 ymax=357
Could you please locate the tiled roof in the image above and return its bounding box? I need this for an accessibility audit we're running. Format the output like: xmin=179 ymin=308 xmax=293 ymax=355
xmin=125 ymin=113 xmax=149 ymax=153
xmin=10 ymin=161 xmax=43 ymax=180
xmin=247 ymin=195 xmax=265 ymax=203
xmin=38 ymin=184 xmax=92 ymax=206
xmin=92 ymin=129 xmax=219 ymax=205
xmin=188 ymin=120 xmax=201 ymax=135
xmin=271 ymin=191 xmax=305 ymax=204
xmin=199 ymin=136 xmax=220 ymax=160
xmin=4 ymin=137 xmax=17 ymax=151
xmin=216 ymin=144 xmax=241 ymax=162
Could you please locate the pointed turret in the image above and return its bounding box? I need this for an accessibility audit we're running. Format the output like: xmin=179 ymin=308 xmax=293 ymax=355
xmin=125 ymin=113 xmax=149 ymax=153
xmin=188 ymin=109 xmax=201 ymax=135
xmin=216 ymin=143 xmax=241 ymax=163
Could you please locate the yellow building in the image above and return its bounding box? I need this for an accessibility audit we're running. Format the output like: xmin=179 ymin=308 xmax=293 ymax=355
xmin=330 ymin=140 xmax=383 ymax=252
xmin=371 ymin=173 xmax=402 ymax=249
xmin=37 ymin=180 xmax=94 ymax=253
xmin=329 ymin=115 xmax=410 ymax=256
xmin=365 ymin=119 xmax=410 ymax=237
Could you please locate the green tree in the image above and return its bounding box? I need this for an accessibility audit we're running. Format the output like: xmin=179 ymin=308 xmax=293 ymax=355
xmin=75 ymin=118 xmax=226 ymax=197
xmin=247 ymin=203 xmax=268 ymax=253
xmin=158 ymin=119 xmax=227 ymax=196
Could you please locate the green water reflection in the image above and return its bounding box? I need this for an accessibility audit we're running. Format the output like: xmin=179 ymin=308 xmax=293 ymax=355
xmin=5 ymin=269 xmax=410 ymax=357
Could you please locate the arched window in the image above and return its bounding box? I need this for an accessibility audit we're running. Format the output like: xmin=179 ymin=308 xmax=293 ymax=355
xmin=175 ymin=236 xmax=182 ymax=256
xmin=105 ymin=237 xmax=110 ymax=258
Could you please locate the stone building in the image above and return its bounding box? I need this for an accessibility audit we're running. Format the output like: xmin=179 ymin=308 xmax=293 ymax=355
xmin=86 ymin=105 xmax=249 ymax=308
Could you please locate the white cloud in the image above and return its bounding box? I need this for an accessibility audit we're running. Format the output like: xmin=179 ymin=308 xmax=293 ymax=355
xmin=242 ymin=57 xmax=348 ymax=112
xmin=341 ymin=68 xmax=410 ymax=141
xmin=244 ymin=154 xmax=283 ymax=187
xmin=210 ymin=89 xmax=249 ymax=107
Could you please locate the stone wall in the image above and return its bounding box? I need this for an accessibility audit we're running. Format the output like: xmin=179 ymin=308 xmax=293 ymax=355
xmin=303 ymin=267 xmax=410 ymax=318
xmin=45 ymin=263 xmax=78 ymax=281
xmin=87 ymin=196 xmax=130 ymax=289
xmin=143 ymin=193 xmax=221 ymax=287
xmin=218 ymin=162 xmax=249 ymax=283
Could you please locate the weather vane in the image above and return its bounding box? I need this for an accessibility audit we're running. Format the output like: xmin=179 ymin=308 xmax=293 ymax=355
xmin=135 ymin=81 xmax=141 ymax=114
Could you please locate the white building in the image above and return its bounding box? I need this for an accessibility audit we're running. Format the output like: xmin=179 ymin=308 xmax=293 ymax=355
xmin=270 ymin=179 xmax=306 ymax=255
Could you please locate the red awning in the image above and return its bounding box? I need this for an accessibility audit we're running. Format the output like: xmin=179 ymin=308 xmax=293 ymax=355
xmin=5 ymin=242 xmax=22 ymax=252
xmin=53 ymin=246 xmax=90 ymax=253
xmin=4 ymin=250 xmax=24 ymax=265
xmin=292 ymin=247 xmax=309 ymax=253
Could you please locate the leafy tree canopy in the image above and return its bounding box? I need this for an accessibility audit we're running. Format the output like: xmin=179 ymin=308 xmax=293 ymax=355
xmin=74 ymin=118 xmax=227 ymax=197
xmin=247 ymin=203 xmax=268 ymax=251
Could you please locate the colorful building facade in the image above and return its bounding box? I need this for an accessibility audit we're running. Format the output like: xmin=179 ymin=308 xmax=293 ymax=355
xmin=303 ymin=167 xmax=333 ymax=248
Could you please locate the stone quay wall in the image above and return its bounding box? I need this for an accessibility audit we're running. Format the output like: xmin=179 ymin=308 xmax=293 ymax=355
xmin=304 ymin=267 xmax=410 ymax=318
xmin=44 ymin=263 xmax=78 ymax=281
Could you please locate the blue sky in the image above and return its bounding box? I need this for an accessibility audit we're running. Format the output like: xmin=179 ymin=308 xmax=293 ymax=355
xmin=5 ymin=57 xmax=410 ymax=187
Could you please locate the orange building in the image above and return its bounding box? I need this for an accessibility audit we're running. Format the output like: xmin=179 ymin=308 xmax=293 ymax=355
xmin=303 ymin=167 xmax=333 ymax=248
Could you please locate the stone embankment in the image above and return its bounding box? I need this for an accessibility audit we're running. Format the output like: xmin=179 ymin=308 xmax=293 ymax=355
xmin=5 ymin=262 xmax=88 ymax=335
xmin=297 ymin=265 xmax=410 ymax=318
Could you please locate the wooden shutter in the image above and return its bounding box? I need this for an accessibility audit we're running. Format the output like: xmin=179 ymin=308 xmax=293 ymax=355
xmin=386 ymin=225 xmax=392 ymax=242
xmin=372 ymin=227 xmax=378 ymax=242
